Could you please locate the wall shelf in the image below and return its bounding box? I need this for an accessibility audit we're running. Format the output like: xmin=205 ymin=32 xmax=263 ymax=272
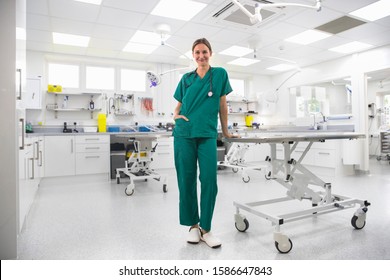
xmin=46 ymin=91 xmax=103 ymax=119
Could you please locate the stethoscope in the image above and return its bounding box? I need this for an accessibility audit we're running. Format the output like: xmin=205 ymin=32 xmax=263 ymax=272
xmin=184 ymin=67 xmax=213 ymax=97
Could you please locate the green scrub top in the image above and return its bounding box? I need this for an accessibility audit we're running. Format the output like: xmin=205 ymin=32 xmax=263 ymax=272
xmin=173 ymin=67 xmax=232 ymax=138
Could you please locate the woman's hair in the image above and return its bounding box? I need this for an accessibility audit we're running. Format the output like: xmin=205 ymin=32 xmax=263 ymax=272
xmin=192 ymin=38 xmax=212 ymax=53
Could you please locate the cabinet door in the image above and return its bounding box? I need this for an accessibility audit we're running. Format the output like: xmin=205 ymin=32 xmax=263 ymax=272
xmin=44 ymin=136 xmax=75 ymax=177
xmin=152 ymin=138 xmax=174 ymax=169
xmin=75 ymin=152 xmax=110 ymax=175
xmin=26 ymin=77 xmax=41 ymax=109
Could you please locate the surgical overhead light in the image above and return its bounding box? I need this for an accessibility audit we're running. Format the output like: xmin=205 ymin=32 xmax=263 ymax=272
xmin=146 ymin=24 xmax=194 ymax=88
xmin=231 ymin=0 xmax=322 ymax=24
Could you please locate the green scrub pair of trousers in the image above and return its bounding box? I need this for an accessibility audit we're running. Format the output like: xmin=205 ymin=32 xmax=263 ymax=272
xmin=174 ymin=137 xmax=218 ymax=232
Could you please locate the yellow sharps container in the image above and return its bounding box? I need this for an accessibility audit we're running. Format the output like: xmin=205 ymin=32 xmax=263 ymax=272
xmin=245 ymin=115 xmax=253 ymax=127
xmin=98 ymin=113 xmax=107 ymax=132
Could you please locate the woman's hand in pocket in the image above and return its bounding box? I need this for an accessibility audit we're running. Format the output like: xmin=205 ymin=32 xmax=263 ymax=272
xmin=174 ymin=115 xmax=189 ymax=122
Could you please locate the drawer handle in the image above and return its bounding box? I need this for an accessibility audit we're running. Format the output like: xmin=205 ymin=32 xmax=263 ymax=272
xmin=158 ymin=152 xmax=170 ymax=155
xmin=85 ymin=156 xmax=100 ymax=159
xmin=318 ymin=152 xmax=330 ymax=155
xmin=85 ymin=138 xmax=100 ymax=141
xmin=85 ymin=147 xmax=100 ymax=150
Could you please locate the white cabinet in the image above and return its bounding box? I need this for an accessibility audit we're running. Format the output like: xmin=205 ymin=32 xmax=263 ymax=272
xmin=44 ymin=136 xmax=75 ymax=177
xmin=19 ymin=137 xmax=41 ymax=232
xmin=75 ymin=135 xmax=110 ymax=175
xmin=152 ymin=137 xmax=174 ymax=169
xmin=44 ymin=135 xmax=110 ymax=177
xmin=25 ymin=77 xmax=42 ymax=109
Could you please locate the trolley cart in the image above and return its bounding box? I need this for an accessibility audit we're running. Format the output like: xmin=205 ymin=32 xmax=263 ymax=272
xmin=218 ymin=142 xmax=268 ymax=183
xmin=224 ymin=132 xmax=370 ymax=254
xmin=115 ymin=133 xmax=169 ymax=196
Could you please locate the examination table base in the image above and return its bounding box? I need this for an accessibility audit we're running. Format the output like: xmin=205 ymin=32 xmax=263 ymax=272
xmin=225 ymin=132 xmax=370 ymax=253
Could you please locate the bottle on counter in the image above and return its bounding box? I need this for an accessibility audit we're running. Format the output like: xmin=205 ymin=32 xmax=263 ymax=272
xmin=98 ymin=113 xmax=106 ymax=132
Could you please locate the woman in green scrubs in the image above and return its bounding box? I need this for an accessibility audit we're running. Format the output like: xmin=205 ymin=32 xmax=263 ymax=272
xmin=173 ymin=38 xmax=236 ymax=248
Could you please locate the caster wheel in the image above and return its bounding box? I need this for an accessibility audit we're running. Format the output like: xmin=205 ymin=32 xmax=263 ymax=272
xmin=275 ymin=239 xmax=293 ymax=254
xmin=163 ymin=184 xmax=168 ymax=193
xmin=351 ymin=215 xmax=366 ymax=229
xmin=235 ymin=218 xmax=249 ymax=232
xmin=116 ymin=177 xmax=120 ymax=184
xmin=242 ymin=176 xmax=250 ymax=183
xmin=265 ymin=171 xmax=272 ymax=180
xmin=125 ymin=187 xmax=135 ymax=196
xmin=232 ymin=168 xmax=239 ymax=173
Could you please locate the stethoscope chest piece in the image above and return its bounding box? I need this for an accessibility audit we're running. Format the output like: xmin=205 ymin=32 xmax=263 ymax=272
xmin=208 ymin=91 xmax=213 ymax=97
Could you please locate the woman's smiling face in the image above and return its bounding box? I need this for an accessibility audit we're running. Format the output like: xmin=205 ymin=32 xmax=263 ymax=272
xmin=193 ymin=43 xmax=212 ymax=67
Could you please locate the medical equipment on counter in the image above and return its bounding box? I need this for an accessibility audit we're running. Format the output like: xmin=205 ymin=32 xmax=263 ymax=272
xmin=218 ymin=142 xmax=267 ymax=183
xmin=115 ymin=133 xmax=169 ymax=196
xmin=224 ymin=132 xmax=370 ymax=254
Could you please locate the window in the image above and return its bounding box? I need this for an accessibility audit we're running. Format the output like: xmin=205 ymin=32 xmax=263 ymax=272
xmin=48 ymin=63 xmax=79 ymax=88
xmin=121 ymin=69 xmax=146 ymax=91
xmin=229 ymin=78 xmax=245 ymax=97
xmin=295 ymin=86 xmax=322 ymax=118
xmin=86 ymin=66 xmax=115 ymax=90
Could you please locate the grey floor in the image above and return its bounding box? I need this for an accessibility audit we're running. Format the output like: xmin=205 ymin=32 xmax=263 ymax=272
xmin=17 ymin=159 xmax=390 ymax=260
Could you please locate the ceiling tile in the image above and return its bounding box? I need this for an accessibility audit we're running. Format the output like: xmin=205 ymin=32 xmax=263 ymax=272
xmin=321 ymin=0 xmax=379 ymax=14
xmin=175 ymin=22 xmax=222 ymax=39
xmin=97 ymin=7 xmax=147 ymax=29
xmin=284 ymin=6 xmax=344 ymax=29
xmin=88 ymin=38 xmax=127 ymax=51
xmin=26 ymin=29 xmax=52 ymax=43
xmin=27 ymin=14 xmax=51 ymax=31
xmin=49 ymin=0 xmax=101 ymax=22
xmin=51 ymin=18 xmax=95 ymax=35
xmin=85 ymin=48 xmax=120 ymax=59
xmin=91 ymin=24 xmax=136 ymax=41
xmin=27 ymin=0 xmax=49 ymax=15
xmin=337 ymin=22 xmax=389 ymax=42
xmin=211 ymin=28 xmax=253 ymax=45
xmin=103 ymin=0 xmax=160 ymax=13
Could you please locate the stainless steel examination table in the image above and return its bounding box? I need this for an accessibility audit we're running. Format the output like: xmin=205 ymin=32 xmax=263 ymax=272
xmin=224 ymin=132 xmax=370 ymax=254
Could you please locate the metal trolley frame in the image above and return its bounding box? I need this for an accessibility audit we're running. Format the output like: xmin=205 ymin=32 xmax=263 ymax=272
xmin=224 ymin=132 xmax=370 ymax=253
xmin=218 ymin=142 xmax=267 ymax=183
xmin=115 ymin=133 xmax=169 ymax=196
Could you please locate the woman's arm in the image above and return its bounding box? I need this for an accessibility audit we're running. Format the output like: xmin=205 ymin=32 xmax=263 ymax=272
xmin=219 ymin=95 xmax=234 ymax=138
xmin=173 ymin=102 xmax=189 ymax=121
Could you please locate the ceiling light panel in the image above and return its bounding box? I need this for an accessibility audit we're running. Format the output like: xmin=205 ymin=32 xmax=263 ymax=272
xmin=219 ymin=45 xmax=253 ymax=57
xmin=52 ymin=32 xmax=90 ymax=47
xmin=349 ymin=0 xmax=390 ymax=22
xmin=285 ymin=30 xmax=331 ymax=45
xmin=328 ymin=41 xmax=373 ymax=54
xmin=151 ymin=0 xmax=207 ymax=21
xmin=227 ymin=58 xmax=260 ymax=66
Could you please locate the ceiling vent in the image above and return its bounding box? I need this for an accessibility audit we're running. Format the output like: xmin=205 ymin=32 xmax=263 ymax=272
xmin=315 ymin=16 xmax=367 ymax=34
xmin=209 ymin=0 xmax=285 ymax=30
